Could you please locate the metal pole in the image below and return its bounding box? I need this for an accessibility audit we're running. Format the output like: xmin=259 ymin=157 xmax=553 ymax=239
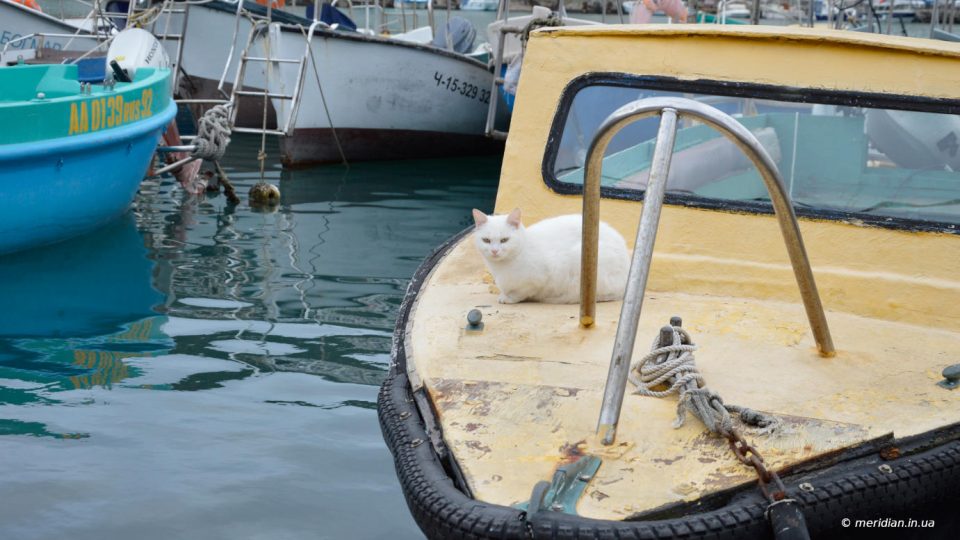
xmin=580 ymin=97 xmax=836 ymax=444
xmin=752 ymin=0 xmax=761 ymax=24
xmin=931 ymin=0 xmax=941 ymax=37
xmin=427 ymin=0 xmax=436 ymax=42
xmin=594 ymin=109 xmax=678 ymax=446
xmin=484 ymin=29 xmax=508 ymax=139
xmin=885 ymin=0 xmax=893 ymax=34
xmin=445 ymin=0 xmax=452 ymax=50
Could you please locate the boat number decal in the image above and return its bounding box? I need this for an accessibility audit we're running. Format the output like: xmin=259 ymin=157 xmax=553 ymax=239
xmin=0 ymin=30 xmax=63 ymax=51
xmin=68 ymin=88 xmax=154 ymax=135
xmin=433 ymin=71 xmax=490 ymax=104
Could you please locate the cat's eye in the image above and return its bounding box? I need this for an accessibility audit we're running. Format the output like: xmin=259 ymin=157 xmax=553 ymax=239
xmin=500 ymin=238 xmax=509 ymax=243
xmin=482 ymin=238 xmax=491 ymax=243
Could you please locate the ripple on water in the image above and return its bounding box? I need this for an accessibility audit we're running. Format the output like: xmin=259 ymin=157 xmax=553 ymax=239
xmin=0 ymin=136 xmax=500 ymax=539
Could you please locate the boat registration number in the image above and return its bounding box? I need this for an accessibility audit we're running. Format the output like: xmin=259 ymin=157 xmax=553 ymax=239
xmin=68 ymin=88 xmax=155 ymax=136
xmin=433 ymin=72 xmax=490 ymax=104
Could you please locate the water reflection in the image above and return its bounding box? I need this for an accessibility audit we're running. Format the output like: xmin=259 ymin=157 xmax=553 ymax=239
xmin=0 ymin=134 xmax=499 ymax=539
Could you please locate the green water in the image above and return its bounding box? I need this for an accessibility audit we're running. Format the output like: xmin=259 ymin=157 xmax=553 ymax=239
xmin=0 ymin=135 xmax=500 ymax=539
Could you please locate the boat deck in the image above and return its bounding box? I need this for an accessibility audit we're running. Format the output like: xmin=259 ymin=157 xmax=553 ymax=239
xmin=406 ymin=235 xmax=960 ymax=520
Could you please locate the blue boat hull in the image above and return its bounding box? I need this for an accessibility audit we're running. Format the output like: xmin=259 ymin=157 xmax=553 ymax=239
xmin=0 ymin=99 xmax=176 ymax=255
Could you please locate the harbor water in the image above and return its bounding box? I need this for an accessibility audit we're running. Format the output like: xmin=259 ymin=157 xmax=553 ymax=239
xmin=0 ymin=135 xmax=500 ymax=539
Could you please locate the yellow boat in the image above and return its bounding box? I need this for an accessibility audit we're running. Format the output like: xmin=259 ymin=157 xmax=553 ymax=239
xmin=379 ymin=25 xmax=960 ymax=539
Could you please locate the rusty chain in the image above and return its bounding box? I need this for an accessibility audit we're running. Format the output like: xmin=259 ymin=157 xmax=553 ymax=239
xmin=727 ymin=430 xmax=788 ymax=503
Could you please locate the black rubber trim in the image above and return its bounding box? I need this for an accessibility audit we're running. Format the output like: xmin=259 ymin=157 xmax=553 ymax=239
xmin=379 ymin=230 xmax=960 ymax=539
xmin=540 ymin=73 xmax=960 ymax=235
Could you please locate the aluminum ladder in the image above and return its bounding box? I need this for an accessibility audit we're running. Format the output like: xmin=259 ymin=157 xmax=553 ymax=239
xmin=483 ymin=0 xmax=581 ymax=141
xmin=577 ymin=97 xmax=836 ymax=446
xmin=223 ymin=3 xmax=320 ymax=137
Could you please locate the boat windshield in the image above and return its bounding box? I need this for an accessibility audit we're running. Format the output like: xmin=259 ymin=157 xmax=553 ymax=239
xmin=550 ymin=84 xmax=960 ymax=228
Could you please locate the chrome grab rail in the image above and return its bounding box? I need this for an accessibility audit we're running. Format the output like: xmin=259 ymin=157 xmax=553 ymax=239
xmin=580 ymin=97 xmax=836 ymax=445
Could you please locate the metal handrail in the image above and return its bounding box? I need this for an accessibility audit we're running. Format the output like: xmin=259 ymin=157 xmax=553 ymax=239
xmin=216 ymin=0 xmax=249 ymax=98
xmin=580 ymin=97 xmax=836 ymax=446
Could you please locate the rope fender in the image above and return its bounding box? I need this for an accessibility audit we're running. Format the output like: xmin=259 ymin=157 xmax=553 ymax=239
xmin=191 ymin=104 xmax=233 ymax=162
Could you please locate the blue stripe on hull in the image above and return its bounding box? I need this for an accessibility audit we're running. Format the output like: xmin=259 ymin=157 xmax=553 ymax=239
xmin=0 ymin=99 xmax=176 ymax=255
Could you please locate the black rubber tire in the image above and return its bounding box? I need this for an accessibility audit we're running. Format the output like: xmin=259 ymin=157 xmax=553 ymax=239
xmin=378 ymin=230 xmax=960 ymax=540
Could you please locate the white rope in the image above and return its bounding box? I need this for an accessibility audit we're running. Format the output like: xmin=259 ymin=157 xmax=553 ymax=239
xmin=629 ymin=326 xmax=781 ymax=437
xmin=191 ymin=104 xmax=232 ymax=161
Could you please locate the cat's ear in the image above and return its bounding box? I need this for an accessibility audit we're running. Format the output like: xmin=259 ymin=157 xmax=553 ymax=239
xmin=506 ymin=208 xmax=522 ymax=228
xmin=471 ymin=209 xmax=488 ymax=227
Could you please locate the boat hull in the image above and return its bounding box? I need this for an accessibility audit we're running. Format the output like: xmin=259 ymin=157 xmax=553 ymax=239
xmin=279 ymin=127 xmax=504 ymax=166
xmin=0 ymin=95 xmax=175 ymax=255
xmin=0 ymin=0 xmax=91 ymax=63
xmin=264 ymin=25 xmax=506 ymax=166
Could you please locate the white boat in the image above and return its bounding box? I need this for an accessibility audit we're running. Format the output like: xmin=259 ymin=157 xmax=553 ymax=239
xmin=874 ymin=0 xmax=925 ymax=18
xmin=487 ymin=5 xmax=599 ymax=65
xmin=257 ymin=21 xmax=506 ymax=165
xmin=461 ymin=0 xmax=499 ymax=11
xmin=178 ymin=1 xmax=298 ymax=127
xmin=0 ymin=0 xmax=97 ymax=64
xmin=0 ymin=0 xmax=277 ymax=127
xmin=717 ymin=0 xmax=751 ymax=19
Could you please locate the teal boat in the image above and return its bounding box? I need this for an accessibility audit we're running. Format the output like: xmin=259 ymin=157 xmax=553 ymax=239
xmin=0 ymin=62 xmax=174 ymax=254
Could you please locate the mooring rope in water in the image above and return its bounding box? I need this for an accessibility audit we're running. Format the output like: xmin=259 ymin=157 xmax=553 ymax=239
xmin=629 ymin=325 xmax=781 ymax=437
xmin=299 ymin=25 xmax=349 ymax=168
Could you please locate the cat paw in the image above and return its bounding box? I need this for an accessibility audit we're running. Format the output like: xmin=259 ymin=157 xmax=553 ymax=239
xmin=498 ymin=294 xmax=520 ymax=304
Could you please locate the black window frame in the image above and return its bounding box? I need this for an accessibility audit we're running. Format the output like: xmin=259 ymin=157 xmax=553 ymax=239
xmin=541 ymin=73 xmax=960 ymax=234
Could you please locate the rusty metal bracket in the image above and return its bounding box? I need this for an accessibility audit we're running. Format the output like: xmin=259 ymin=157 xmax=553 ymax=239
xmin=517 ymin=455 xmax=602 ymax=515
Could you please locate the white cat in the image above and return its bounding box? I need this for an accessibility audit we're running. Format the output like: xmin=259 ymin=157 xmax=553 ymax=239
xmin=471 ymin=208 xmax=630 ymax=304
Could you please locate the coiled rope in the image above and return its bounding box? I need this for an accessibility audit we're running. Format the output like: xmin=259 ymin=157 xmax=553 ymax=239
xmin=629 ymin=325 xmax=780 ymax=437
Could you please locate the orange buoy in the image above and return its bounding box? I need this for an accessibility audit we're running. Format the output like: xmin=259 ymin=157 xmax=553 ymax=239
xmin=13 ymin=0 xmax=43 ymax=11
xmin=254 ymin=0 xmax=285 ymax=8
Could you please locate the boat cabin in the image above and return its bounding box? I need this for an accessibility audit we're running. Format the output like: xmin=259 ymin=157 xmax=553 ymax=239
xmin=382 ymin=25 xmax=960 ymax=538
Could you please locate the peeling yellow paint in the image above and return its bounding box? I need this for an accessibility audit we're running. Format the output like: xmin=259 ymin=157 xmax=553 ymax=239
xmin=409 ymin=239 xmax=959 ymax=519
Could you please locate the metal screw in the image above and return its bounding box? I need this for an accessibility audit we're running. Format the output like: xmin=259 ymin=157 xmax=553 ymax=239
xmin=799 ymin=482 xmax=814 ymax=492
xmin=550 ymin=502 xmax=564 ymax=512
xmin=410 ymin=438 xmax=424 ymax=448
xmin=878 ymin=464 xmax=893 ymax=474
xmin=578 ymin=474 xmax=593 ymax=482
xmin=399 ymin=411 xmax=411 ymax=420
xmin=35 ymin=92 xmax=45 ymax=100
